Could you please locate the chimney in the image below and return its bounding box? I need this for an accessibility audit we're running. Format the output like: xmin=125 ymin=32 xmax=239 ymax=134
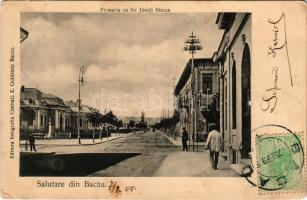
xmin=21 ymin=85 xmax=25 ymax=92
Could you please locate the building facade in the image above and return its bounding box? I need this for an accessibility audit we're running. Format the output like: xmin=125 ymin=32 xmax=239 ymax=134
xmin=175 ymin=58 xmax=219 ymax=144
xmin=64 ymin=100 xmax=95 ymax=137
xmin=214 ymin=13 xmax=251 ymax=164
xmin=174 ymin=13 xmax=251 ymax=164
xmin=20 ymin=87 xmax=73 ymax=138
xmin=42 ymin=93 xmax=72 ymax=136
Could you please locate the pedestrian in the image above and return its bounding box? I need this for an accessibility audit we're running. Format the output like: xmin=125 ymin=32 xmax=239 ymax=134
xmin=28 ymin=133 xmax=37 ymax=152
xmin=181 ymin=127 xmax=189 ymax=151
xmin=205 ymin=123 xmax=223 ymax=170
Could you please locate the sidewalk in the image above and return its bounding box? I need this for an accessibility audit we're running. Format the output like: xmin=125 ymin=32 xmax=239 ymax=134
xmin=158 ymin=130 xmax=205 ymax=146
xmin=20 ymin=133 xmax=127 ymax=150
xmin=154 ymin=150 xmax=238 ymax=177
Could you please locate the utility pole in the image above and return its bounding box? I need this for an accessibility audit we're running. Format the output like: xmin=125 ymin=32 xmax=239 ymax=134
xmin=184 ymin=31 xmax=202 ymax=151
xmin=172 ymin=77 xmax=176 ymax=112
xmin=77 ymin=65 xmax=86 ymax=144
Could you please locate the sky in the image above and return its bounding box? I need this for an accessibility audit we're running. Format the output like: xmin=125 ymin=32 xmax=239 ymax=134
xmin=21 ymin=12 xmax=223 ymax=118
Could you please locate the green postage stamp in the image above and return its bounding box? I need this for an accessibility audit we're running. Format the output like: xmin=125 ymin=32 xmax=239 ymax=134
xmin=256 ymin=133 xmax=305 ymax=192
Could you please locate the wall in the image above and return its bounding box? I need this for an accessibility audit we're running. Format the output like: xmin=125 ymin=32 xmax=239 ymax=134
xmin=221 ymin=14 xmax=251 ymax=164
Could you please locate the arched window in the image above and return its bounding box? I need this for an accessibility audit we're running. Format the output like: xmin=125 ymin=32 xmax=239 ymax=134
xmin=232 ymin=61 xmax=237 ymax=129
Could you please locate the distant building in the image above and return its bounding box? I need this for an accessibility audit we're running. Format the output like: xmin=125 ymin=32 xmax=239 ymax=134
xmin=214 ymin=12 xmax=251 ymax=164
xmin=174 ymin=58 xmax=219 ymax=143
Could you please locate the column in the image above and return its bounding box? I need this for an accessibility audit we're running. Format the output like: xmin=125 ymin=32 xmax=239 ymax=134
xmin=55 ymin=110 xmax=59 ymax=129
xmin=63 ymin=113 xmax=66 ymax=131
xmin=37 ymin=110 xmax=41 ymax=129
xmin=219 ymin=63 xmax=224 ymax=137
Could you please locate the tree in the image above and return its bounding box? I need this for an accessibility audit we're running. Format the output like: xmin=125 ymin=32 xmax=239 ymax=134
xmin=153 ymin=110 xmax=179 ymax=130
xmin=105 ymin=111 xmax=117 ymax=125
xmin=135 ymin=112 xmax=147 ymax=130
xmin=20 ymin=107 xmax=35 ymax=150
xmin=128 ymin=120 xmax=135 ymax=129
xmin=86 ymin=111 xmax=103 ymax=143
xmin=200 ymin=93 xmax=220 ymax=126
xmin=98 ymin=111 xmax=123 ymax=137
xmin=141 ymin=112 xmax=145 ymax=124
xmin=20 ymin=107 xmax=36 ymax=125
xmin=116 ymin=119 xmax=123 ymax=128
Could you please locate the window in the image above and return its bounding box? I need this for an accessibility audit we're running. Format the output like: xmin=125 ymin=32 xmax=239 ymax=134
xmin=202 ymin=74 xmax=213 ymax=94
xmin=79 ymin=119 xmax=83 ymax=128
xmin=40 ymin=115 xmax=43 ymax=126
xmin=44 ymin=115 xmax=47 ymax=127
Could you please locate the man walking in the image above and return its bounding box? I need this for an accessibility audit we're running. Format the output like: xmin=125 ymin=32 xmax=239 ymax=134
xmin=205 ymin=123 xmax=223 ymax=169
xmin=181 ymin=127 xmax=189 ymax=151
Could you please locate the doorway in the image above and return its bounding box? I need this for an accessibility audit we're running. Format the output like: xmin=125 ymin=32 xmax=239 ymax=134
xmin=60 ymin=114 xmax=63 ymax=131
xmin=241 ymin=44 xmax=251 ymax=158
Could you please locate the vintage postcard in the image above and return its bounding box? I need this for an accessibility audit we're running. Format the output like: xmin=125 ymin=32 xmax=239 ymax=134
xmin=0 ymin=1 xmax=306 ymax=199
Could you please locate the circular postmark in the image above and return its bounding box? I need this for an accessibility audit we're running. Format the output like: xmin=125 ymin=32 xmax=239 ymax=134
xmin=242 ymin=124 xmax=304 ymax=191
xmin=257 ymin=136 xmax=293 ymax=178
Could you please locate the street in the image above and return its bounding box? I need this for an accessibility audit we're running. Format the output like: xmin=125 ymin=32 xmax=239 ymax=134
xmin=20 ymin=131 xmax=237 ymax=177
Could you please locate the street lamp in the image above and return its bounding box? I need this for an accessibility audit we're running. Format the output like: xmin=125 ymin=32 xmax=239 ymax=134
xmin=77 ymin=65 xmax=87 ymax=144
xmin=184 ymin=31 xmax=202 ymax=151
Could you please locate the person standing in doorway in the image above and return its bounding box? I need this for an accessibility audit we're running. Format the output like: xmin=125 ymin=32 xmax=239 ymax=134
xmin=28 ymin=133 xmax=37 ymax=152
xmin=205 ymin=123 xmax=223 ymax=169
xmin=182 ymin=127 xmax=189 ymax=151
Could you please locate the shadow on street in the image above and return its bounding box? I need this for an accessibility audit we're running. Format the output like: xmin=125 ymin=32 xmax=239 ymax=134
xmin=20 ymin=152 xmax=140 ymax=176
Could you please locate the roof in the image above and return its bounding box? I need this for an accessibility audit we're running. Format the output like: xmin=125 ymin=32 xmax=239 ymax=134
xmin=65 ymin=100 xmax=87 ymax=107
xmin=65 ymin=100 xmax=94 ymax=113
xmin=20 ymin=87 xmax=94 ymax=113
xmin=20 ymin=87 xmax=70 ymax=110
xmin=20 ymin=88 xmax=47 ymax=107
xmin=42 ymin=93 xmax=67 ymax=107
xmin=215 ymin=13 xmax=236 ymax=30
xmin=174 ymin=58 xmax=215 ymax=96
xmin=214 ymin=13 xmax=250 ymax=62
xmin=20 ymin=88 xmax=44 ymax=100
xmin=20 ymin=99 xmax=47 ymax=108
xmin=42 ymin=93 xmax=58 ymax=98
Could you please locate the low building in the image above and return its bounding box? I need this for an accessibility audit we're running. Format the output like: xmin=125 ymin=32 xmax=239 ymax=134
xmin=214 ymin=12 xmax=251 ymax=164
xmin=20 ymin=86 xmax=120 ymax=139
xmin=64 ymin=100 xmax=95 ymax=137
xmin=20 ymin=87 xmax=72 ymax=138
